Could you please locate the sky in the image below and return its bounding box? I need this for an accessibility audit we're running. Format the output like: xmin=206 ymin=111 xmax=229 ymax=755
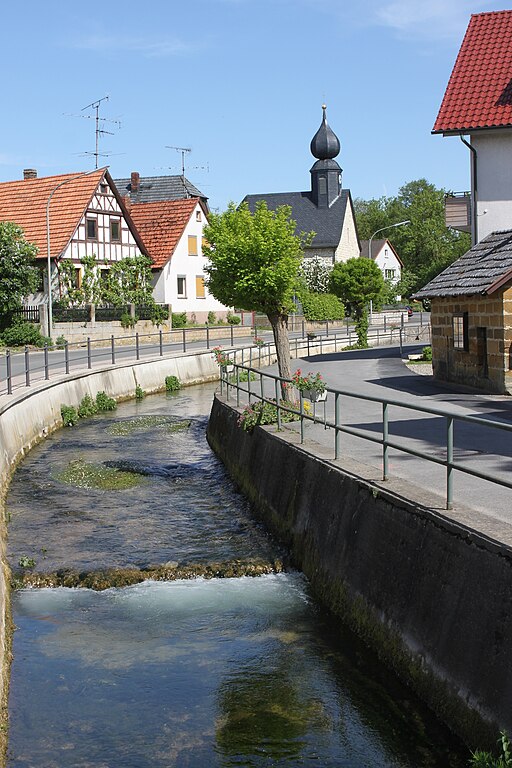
xmin=1 ymin=0 xmax=510 ymax=211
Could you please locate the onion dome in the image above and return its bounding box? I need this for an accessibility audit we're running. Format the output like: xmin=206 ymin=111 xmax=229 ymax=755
xmin=310 ymin=105 xmax=340 ymax=160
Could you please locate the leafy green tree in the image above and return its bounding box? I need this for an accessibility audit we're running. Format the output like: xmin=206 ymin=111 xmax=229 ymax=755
xmin=102 ymin=254 xmax=155 ymax=306
xmin=354 ymin=179 xmax=471 ymax=296
xmin=329 ymin=257 xmax=385 ymax=347
xmin=204 ymin=201 xmax=313 ymax=390
xmin=0 ymin=222 xmax=39 ymax=321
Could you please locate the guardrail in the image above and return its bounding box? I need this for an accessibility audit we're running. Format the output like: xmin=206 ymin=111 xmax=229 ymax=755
xmin=219 ymin=354 xmax=511 ymax=512
xmin=0 ymin=322 xmax=427 ymax=397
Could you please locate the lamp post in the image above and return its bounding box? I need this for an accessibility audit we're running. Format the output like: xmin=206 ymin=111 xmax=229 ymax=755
xmin=367 ymin=220 xmax=411 ymax=322
xmin=45 ymin=168 xmax=100 ymax=339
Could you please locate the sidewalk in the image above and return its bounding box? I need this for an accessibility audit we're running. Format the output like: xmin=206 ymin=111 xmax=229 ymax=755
xmin=260 ymin=344 xmax=512 ymax=545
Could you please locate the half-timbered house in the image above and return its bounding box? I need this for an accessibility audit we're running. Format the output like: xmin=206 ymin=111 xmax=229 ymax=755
xmin=0 ymin=167 xmax=148 ymax=304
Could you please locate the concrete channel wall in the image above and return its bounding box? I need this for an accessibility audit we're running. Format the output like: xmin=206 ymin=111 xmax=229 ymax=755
xmin=207 ymin=396 xmax=512 ymax=749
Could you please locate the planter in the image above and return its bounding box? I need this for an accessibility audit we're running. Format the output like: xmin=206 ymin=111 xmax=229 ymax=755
xmin=302 ymin=388 xmax=327 ymax=402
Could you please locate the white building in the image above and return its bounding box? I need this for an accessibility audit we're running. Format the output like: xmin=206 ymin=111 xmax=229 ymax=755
xmin=360 ymin=238 xmax=403 ymax=287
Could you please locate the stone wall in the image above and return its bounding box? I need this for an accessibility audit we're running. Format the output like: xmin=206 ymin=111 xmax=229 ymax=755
xmin=430 ymin=293 xmax=512 ymax=394
xmin=207 ymin=396 xmax=512 ymax=748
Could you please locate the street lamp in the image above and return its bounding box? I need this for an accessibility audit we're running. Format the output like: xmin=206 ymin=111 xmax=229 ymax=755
xmin=367 ymin=220 xmax=411 ymax=322
xmin=45 ymin=168 xmax=100 ymax=339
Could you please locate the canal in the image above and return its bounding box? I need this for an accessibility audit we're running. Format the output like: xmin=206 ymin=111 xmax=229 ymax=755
xmin=5 ymin=384 xmax=468 ymax=766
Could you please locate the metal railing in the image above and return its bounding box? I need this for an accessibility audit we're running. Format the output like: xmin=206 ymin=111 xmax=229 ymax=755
xmin=220 ymin=358 xmax=512 ymax=512
xmin=0 ymin=321 xmax=423 ymax=398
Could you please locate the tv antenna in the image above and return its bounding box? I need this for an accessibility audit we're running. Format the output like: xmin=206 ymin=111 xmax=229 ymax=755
xmin=80 ymin=95 xmax=121 ymax=168
xmin=165 ymin=146 xmax=210 ymax=197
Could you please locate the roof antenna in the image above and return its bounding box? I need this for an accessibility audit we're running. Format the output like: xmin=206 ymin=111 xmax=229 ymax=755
xmin=166 ymin=146 xmax=192 ymax=197
xmin=80 ymin=95 xmax=121 ymax=168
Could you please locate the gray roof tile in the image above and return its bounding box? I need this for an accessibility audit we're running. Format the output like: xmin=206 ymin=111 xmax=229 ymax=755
xmin=414 ymin=229 xmax=512 ymax=298
xmin=242 ymin=190 xmax=351 ymax=248
xmin=114 ymin=174 xmax=206 ymax=204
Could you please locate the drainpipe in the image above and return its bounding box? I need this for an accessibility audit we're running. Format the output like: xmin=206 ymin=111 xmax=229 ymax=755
xmin=460 ymin=135 xmax=478 ymax=245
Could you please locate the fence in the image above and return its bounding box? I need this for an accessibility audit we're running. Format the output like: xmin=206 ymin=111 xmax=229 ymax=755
xmin=219 ymin=355 xmax=512 ymax=512
xmin=0 ymin=321 xmax=427 ymax=399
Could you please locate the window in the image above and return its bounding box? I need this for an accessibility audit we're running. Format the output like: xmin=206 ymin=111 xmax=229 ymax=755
xmin=384 ymin=269 xmax=396 ymax=280
xmin=188 ymin=235 xmax=198 ymax=256
xmin=177 ymin=276 xmax=187 ymax=297
xmin=100 ymin=183 xmax=108 ymax=194
xmin=100 ymin=268 xmax=109 ymax=284
xmin=196 ymin=275 xmax=205 ymax=299
xmin=196 ymin=210 xmax=202 ymax=222
xmin=86 ymin=218 xmax=97 ymax=240
xmin=453 ymin=312 xmax=469 ymax=351
xmin=110 ymin=219 xmax=121 ymax=241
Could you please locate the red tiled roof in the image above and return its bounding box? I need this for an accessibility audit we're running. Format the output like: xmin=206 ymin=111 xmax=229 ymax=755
xmin=128 ymin=198 xmax=199 ymax=269
xmin=0 ymin=169 xmax=107 ymax=259
xmin=433 ymin=11 xmax=512 ymax=134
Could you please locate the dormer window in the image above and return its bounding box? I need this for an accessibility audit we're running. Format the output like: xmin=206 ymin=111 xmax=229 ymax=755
xmin=196 ymin=210 xmax=202 ymax=222
xmin=100 ymin=183 xmax=108 ymax=194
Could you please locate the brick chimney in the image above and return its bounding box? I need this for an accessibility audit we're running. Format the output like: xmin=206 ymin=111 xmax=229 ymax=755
xmin=23 ymin=169 xmax=37 ymax=180
xmin=130 ymin=171 xmax=140 ymax=193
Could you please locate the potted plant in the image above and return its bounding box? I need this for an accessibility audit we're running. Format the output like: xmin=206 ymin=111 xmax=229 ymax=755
xmin=212 ymin=346 xmax=234 ymax=371
xmin=291 ymin=369 xmax=327 ymax=401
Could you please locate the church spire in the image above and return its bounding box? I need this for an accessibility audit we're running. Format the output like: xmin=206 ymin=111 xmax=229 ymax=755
xmin=310 ymin=105 xmax=342 ymax=208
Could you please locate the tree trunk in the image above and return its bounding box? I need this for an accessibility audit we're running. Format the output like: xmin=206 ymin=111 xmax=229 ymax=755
xmin=268 ymin=311 xmax=291 ymax=400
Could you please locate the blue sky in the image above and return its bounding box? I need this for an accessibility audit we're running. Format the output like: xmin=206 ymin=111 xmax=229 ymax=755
xmin=1 ymin=0 xmax=509 ymax=211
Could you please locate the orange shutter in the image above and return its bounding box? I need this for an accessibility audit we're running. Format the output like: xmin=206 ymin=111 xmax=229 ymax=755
xmin=196 ymin=276 xmax=205 ymax=298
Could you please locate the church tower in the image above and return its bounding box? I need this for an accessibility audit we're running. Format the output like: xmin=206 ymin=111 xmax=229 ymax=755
xmin=310 ymin=105 xmax=342 ymax=208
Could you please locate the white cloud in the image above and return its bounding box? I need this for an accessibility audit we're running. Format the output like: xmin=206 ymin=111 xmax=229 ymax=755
xmin=72 ymin=35 xmax=194 ymax=58
xmin=374 ymin=0 xmax=499 ymax=40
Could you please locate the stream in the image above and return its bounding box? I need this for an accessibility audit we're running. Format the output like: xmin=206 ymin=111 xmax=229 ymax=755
xmin=5 ymin=384 xmax=468 ymax=767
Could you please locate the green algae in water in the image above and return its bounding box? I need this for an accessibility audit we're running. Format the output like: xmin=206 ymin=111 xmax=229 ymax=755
xmin=54 ymin=459 xmax=144 ymax=490
xmin=107 ymin=415 xmax=191 ymax=436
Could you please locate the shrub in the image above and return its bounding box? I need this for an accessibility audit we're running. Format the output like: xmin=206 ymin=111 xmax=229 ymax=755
xmin=237 ymin=399 xmax=301 ymax=432
xmin=207 ymin=311 xmax=217 ymax=325
xmin=120 ymin=312 xmax=137 ymax=329
xmin=165 ymin=375 xmax=182 ymax=392
xmin=61 ymin=404 xmax=78 ymax=427
xmin=96 ymin=391 xmax=117 ymax=411
xmin=150 ymin=305 xmax=168 ymax=327
xmin=77 ymin=394 xmax=98 ymax=418
xmin=56 ymin=335 xmax=66 ymax=349
xmin=227 ymin=312 xmax=241 ymax=325
xmin=301 ymin=292 xmax=345 ymax=322
xmin=171 ymin=312 xmax=188 ymax=328
xmin=135 ymin=384 xmax=146 ymax=400
xmin=1 ymin=321 xmax=48 ymax=348
xmin=230 ymin=370 xmax=257 ymax=383
xmin=469 ymin=731 xmax=512 ymax=767
xmin=422 ymin=346 xmax=432 ymax=362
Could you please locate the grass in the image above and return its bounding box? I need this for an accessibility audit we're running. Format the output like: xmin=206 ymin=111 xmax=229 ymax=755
xmin=54 ymin=459 xmax=144 ymax=490
xmin=107 ymin=415 xmax=191 ymax=436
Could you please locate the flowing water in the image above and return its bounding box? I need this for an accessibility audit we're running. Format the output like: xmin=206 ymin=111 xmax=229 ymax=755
xmin=6 ymin=384 xmax=468 ymax=767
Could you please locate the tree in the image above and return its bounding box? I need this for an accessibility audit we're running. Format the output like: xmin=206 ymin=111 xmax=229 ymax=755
xmin=329 ymin=258 xmax=385 ymax=347
xmin=0 ymin=221 xmax=39 ymax=322
xmin=354 ymin=179 xmax=471 ymax=296
xmin=204 ymin=201 xmax=313 ymax=392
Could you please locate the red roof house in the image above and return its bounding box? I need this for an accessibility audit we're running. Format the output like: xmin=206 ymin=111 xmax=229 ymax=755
xmin=433 ymin=11 xmax=512 ymax=243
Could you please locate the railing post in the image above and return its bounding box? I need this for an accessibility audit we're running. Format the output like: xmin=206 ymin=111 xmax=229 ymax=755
xmin=302 ymin=320 xmax=305 ymax=338
xmin=206 ymin=324 xmax=210 ymax=349
xmin=24 ymin=346 xmax=30 ymax=387
xmin=249 ymin=346 xmax=253 ymax=368
xmin=275 ymin=377 xmax=281 ymax=430
xmin=64 ymin=341 xmax=69 ymax=374
xmin=326 ymin=320 xmax=329 ymax=336
xmin=247 ymin=362 xmax=252 ymax=399
xmin=383 ymin=402 xmax=389 ymax=480
xmin=111 ymin=335 xmax=115 ymax=365
xmin=225 ymin=366 xmax=230 ymax=402
xmin=260 ymin=372 xmax=264 ymax=403
xmin=335 ymin=392 xmax=341 ymax=459
xmin=87 ymin=337 xmax=92 ymax=369
xmin=159 ymin=329 xmax=163 ymax=356
xmin=447 ymin=416 xmax=454 ymax=510
xmin=300 ymin=393 xmax=305 ymax=444
xmin=6 ymin=350 xmax=12 ymax=395
xmin=230 ymin=325 xmax=234 ymax=345
xmin=182 ymin=329 xmax=186 ymax=353
xmin=44 ymin=343 xmax=49 ymax=380
xmin=236 ymin=366 xmax=240 ymax=407
xmin=136 ymin=332 xmax=140 ymax=360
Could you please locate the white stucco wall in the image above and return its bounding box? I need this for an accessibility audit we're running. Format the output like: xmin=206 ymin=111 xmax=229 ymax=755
xmin=472 ymin=130 xmax=512 ymax=241
xmin=373 ymin=244 xmax=402 ymax=284
xmin=152 ymin=201 xmax=228 ymax=320
xmin=334 ymin=202 xmax=360 ymax=263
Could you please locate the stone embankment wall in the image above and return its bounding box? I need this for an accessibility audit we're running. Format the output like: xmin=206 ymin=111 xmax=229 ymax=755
xmin=207 ymin=396 xmax=512 ymax=749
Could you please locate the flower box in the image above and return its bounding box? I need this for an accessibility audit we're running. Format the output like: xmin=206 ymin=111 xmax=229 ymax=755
xmin=302 ymin=388 xmax=327 ymax=402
